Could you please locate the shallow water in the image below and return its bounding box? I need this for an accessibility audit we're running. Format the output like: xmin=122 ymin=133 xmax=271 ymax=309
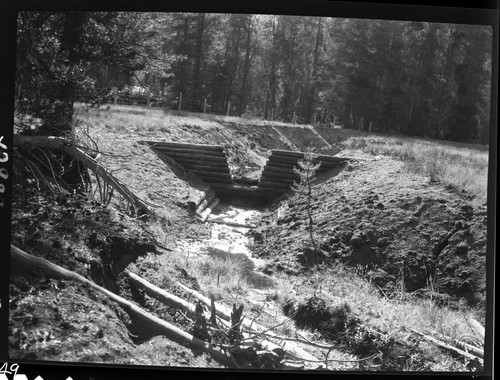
xmin=176 ymin=203 xmax=266 ymax=269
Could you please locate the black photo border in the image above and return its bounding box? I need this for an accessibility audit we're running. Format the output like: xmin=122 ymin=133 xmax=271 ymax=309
xmin=0 ymin=0 xmax=497 ymax=379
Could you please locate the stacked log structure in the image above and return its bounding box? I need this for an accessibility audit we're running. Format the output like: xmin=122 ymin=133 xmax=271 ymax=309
xmin=144 ymin=142 xmax=348 ymax=204
xmin=258 ymin=150 xmax=348 ymax=193
xmin=146 ymin=141 xmax=234 ymax=187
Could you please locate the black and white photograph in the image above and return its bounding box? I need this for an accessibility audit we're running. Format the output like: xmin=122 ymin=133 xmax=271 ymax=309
xmin=1 ymin=1 xmax=496 ymax=378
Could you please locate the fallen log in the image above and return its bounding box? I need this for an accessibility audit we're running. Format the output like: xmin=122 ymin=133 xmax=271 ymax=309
xmin=124 ymin=271 xmax=197 ymax=318
xmin=196 ymin=189 xmax=217 ymax=214
xmin=200 ymin=197 xmax=221 ymax=222
xmin=407 ymin=327 xmax=483 ymax=367
xmin=467 ymin=318 xmax=485 ymax=339
xmin=174 ymin=281 xmax=322 ymax=364
xmin=124 ymin=271 xmax=323 ymax=369
xmin=10 ymin=245 xmax=233 ymax=366
xmin=194 ymin=187 xmax=215 ymax=208
xmin=175 ymin=281 xmax=232 ymax=322
xmin=423 ymin=329 xmax=484 ymax=359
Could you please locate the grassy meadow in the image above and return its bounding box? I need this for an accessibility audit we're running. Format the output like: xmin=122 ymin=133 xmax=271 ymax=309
xmin=342 ymin=135 xmax=489 ymax=205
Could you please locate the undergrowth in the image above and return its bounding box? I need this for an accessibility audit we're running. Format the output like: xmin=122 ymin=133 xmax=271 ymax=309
xmin=286 ymin=264 xmax=483 ymax=344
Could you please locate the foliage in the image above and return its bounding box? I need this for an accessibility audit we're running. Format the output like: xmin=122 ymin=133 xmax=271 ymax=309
xmin=16 ymin=12 xmax=493 ymax=144
xmin=15 ymin=12 xmax=175 ymax=136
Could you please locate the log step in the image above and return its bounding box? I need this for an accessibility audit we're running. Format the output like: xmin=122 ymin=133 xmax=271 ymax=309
xmin=154 ymin=150 xmax=228 ymax=161
xmin=202 ymin=178 xmax=234 ymax=185
xmin=258 ymin=182 xmax=294 ymax=189
xmin=148 ymin=146 xmax=225 ymax=155
xmin=181 ymin=163 xmax=231 ymax=173
xmin=189 ymin=170 xmax=232 ymax=179
xmin=271 ymin=149 xmax=348 ymax=163
xmin=144 ymin=141 xmax=225 ymax=151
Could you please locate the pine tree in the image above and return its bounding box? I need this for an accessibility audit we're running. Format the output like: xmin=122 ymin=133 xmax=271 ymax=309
xmin=292 ymin=151 xmax=321 ymax=251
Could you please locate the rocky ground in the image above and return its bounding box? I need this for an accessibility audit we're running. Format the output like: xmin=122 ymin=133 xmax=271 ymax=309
xmin=8 ymin=106 xmax=488 ymax=373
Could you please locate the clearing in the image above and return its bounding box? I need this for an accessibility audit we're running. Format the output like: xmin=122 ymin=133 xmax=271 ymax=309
xmin=8 ymin=104 xmax=488 ymax=372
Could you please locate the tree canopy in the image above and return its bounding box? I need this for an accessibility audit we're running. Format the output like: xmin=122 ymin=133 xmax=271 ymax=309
xmin=15 ymin=12 xmax=493 ymax=144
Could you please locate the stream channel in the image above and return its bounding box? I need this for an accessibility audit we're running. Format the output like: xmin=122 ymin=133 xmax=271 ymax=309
xmin=174 ymin=202 xmax=287 ymax=319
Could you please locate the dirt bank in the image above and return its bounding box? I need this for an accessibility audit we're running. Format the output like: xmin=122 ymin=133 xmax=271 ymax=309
xmin=252 ymin=149 xmax=487 ymax=313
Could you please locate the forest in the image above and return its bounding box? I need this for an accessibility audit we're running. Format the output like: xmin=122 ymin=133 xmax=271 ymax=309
xmin=15 ymin=12 xmax=493 ymax=143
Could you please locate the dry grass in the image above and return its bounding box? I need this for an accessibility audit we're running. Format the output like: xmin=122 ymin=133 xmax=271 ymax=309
xmin=343 ymin=135 xmax=489 ymax=205
xmin=74 ymin=103 xmax=221 ymax=139
xmin=290 ymin=264 xmax=483 ymax=345
xmin=74 ymin=103 xmax=304 ymax=132
xmin=74 ymin=106 xmax=483 ymax=370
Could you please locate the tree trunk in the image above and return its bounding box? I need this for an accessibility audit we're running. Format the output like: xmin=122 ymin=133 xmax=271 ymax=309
xmin=307 ymin=181 xmax=317 ymax=250
xmin=238 ymin=16 xmax=253 ymax=115
xmin=306 ymin=17 xmax=323 ymax=124
xmin=193 ymin=13 xmax=206 ymax=102
xmin=41 ymin=12 xmax=87 ymax=136
xmin=268 ymin=16 xmax=279 ymax=120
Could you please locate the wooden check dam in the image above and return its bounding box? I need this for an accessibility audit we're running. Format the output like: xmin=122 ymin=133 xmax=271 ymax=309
xmin=141 ymin=141 xmax=348 ymax=218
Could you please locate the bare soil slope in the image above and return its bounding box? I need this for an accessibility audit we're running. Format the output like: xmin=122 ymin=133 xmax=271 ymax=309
xmin=253 ymin=150 xmax=487 ymax=312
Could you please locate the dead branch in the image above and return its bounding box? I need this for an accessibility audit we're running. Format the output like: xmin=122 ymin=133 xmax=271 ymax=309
xmin=10 ymin=245 xmax=233 ymax=367
xmin=422 ymin=329 xmax=484 ymax=359
xmin=174 ymin=281 xmax=323 ymax=364
xmin=175 ymin=280 xmax=232 ymax=322
xmin=193 ymin=302 xmax=211 ymax=342
xmin=124 ymin=272 xmax=324 ymax=367
xmin=11 ymin=248 xmax=327 ymax=370
xmin=63 ymin=144 xmax=151 ymax=215
xmin=406 ymin=327 xmax=483 ymax=367
xmin=229 ymin=304 xmax=244 ymax=344
xmin=124 ymin=271 xmax=197 ymax=318
xmin=14 ymin=134 xmax=152 ymax=215
xmin=240 ymin=315 xmax=296 ymax=343
xmin=209 ymin=295 xmax=218 ymax=328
